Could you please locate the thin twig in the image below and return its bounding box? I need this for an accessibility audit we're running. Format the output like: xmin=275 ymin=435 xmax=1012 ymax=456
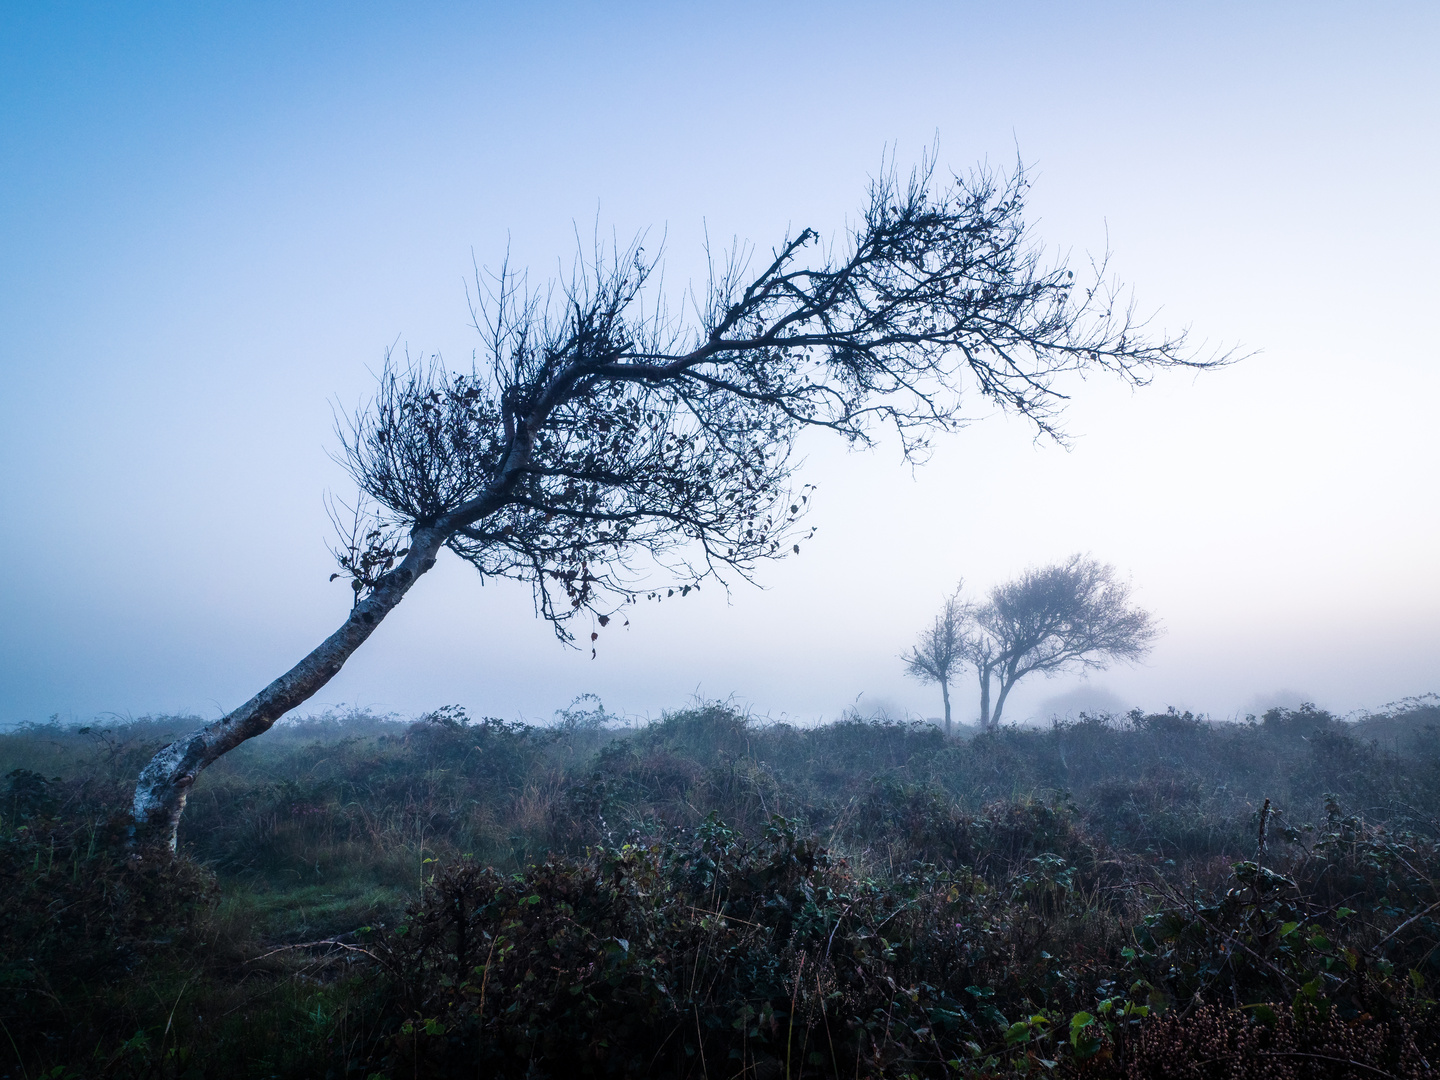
xmin=818 ymin=971 xmax=839 ymax=1079
xmin=1374 ymin=899 xmax=1440 ymax=951
xmin=245 ymin=938 xmax=381 ymax=963
xmin=825 ymin=903 xmax=854 ymax=960
xmin=786 ymin=953 xmax=806 ymax=1080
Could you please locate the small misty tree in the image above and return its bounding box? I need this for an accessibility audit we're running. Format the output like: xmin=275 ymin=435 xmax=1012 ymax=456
xmin=964 ymin=555 xmax=1159 ymax=730
xmin=132 ymin=156 xmax=1224 ymax=849
xmin=902 ymin=587 xmax=968 ymax=735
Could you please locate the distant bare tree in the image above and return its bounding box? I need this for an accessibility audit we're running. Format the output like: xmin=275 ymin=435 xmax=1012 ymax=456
xmin=903 ymin=586 xmax=968 ymax=735
xmin=965 ymin=555 xmax=1159 ymax=730
xmin=132 ymin=155 xmax=1222 ymax=849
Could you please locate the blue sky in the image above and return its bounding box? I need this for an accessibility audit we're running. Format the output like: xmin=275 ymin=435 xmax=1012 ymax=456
xmin=2 ymin=2 xmax=1437 ymax=727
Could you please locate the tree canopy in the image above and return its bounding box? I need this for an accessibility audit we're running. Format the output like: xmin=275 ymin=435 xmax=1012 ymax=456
xmin=969 ymin=556 xmax=1159 ymax=729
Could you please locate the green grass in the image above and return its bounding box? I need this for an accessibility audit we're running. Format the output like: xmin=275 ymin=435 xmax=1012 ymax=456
xmin=214 ymin=880 xmax=404 ymax=943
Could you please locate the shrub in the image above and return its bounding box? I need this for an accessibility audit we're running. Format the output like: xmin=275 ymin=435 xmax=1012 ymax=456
xmin=0 ymin=770 xmax=217 ymax=1071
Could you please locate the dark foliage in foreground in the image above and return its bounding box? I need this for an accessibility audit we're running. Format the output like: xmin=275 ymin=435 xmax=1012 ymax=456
xmin=1 ymin=697 xmax=1437 ymax=1077
xmin=371 ymin=795 xmax=1440 ymax=1078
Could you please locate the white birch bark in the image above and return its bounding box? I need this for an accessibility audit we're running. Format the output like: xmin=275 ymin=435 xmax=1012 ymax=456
xmin=131 ymin=527 xmax=447 ymax=849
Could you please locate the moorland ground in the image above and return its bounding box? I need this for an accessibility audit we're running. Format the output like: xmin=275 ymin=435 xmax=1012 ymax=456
xmin=2 ymin=698 xmax=1438 ymax=1078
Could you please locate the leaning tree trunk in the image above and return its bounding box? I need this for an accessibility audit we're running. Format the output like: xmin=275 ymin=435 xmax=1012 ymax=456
xmin=131 ymin=526 xmax=448 ymax=850
xmin=940 ymin=679 xmax=952 ymax=737
xmin=989 ymin=673 xmax=1017 ymax=730
xmin=978 ymin=669 xmax=992 ymax=732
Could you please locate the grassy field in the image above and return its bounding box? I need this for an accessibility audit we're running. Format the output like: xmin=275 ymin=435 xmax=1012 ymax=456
xmin=2 ymin=697 xmax=1438 ymax=1078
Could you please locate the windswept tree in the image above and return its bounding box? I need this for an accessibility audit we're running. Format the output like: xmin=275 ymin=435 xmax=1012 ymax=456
xmin=132 ymin=157 xmax=1224 ymax=849
xmin=965 ymin=555 xmax=1159 ymax=730
xmin=903 ymin=586 xmax=969 ymax=735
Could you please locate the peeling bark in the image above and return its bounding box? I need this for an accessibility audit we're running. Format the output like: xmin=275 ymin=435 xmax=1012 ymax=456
xmin=131 ymin=527 xmax=447 ymax=850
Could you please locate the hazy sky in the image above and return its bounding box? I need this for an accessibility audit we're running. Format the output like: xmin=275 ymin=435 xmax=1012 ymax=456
xmin=2 ymin=2 xmax=1437 ymax=729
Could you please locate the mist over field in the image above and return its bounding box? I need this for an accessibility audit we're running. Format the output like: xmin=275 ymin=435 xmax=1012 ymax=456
xmin=1 ymin=3 xmax=1436 ymax=733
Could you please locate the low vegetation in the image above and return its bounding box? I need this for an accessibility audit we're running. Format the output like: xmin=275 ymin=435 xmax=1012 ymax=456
xmin=3 ymin=696 xmax=1438 ymax=1078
